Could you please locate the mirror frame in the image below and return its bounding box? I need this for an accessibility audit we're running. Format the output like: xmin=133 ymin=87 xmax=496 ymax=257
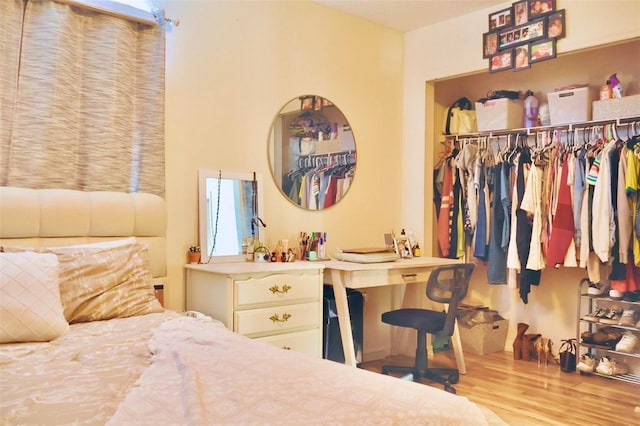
xmin=268 ymin=95 xmax=356 ymax=210
xmin=198 ymin=168 xmax=265 ymax=263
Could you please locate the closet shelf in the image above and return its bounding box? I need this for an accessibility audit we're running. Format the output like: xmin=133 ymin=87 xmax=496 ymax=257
xmin=579 ymin=371 xmax=640 ymax=385
xmin=447 ymin=115 xmax=640 ymax=140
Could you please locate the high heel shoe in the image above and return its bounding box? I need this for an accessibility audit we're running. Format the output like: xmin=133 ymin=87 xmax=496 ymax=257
xmin=512 ymin=322 xmax=529 ymax=360
xmin=522 ymin=333 xmax=542 ymax=361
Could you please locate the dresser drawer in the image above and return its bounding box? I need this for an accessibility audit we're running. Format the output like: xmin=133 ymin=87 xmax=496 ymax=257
xmin=255 ymin=329 xmax=321 ymax=357
xmin=234 ymin=301 xmax=320 ymax=336
xmin=234 ymin=273 xmax=320 ymax=307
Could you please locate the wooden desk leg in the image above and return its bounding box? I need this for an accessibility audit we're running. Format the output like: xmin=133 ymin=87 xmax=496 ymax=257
xmin=330 ymin=269 xmax=357 ymax=367
xmin=451 ymin=322 xmax=467 ymax=374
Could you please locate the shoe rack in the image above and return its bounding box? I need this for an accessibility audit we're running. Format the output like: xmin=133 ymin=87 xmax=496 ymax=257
xmin=577 ymin=280 xmax=640 ymax=384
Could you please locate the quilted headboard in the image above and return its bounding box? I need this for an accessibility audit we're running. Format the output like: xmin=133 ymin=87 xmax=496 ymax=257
xmin=0 ymin=187 xmax=167 ymax=285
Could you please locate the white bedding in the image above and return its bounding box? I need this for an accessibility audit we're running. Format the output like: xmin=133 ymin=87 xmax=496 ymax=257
xmin=1 ymin=311 xmax=506 ymax=425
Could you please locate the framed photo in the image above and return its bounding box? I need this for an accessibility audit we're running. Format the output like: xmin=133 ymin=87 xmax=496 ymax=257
xmin=498 ymin=18 xmax=545 ymax=50
xmin=300 ymin=96 xmax=314 ymax=110
xmin=547 ymin=9 xmax=565 ymax=39
xmin=483 ymin=31 xmax=499 ymax=58
xmin=528 ymin=0 xmax=555 ymax=18
xmin=513 ymin=1 xmax=528 ymax=26
xmin=513 ymin=44 xmax=530 ymax=71
xmin=529 ymin=38 xmax=556 ymax=63
xmin=489 ymin=7 xmax=513 ymax=30
xmin=396 ymin=238 xmax=413 ymax=258
xmin=314 ymin=96 xmax=323 ymax=111
xmin=490 ymin=50 xmax=513 ymax=72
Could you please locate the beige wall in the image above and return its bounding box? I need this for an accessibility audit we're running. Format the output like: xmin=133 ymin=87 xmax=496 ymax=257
xmin=160 ymin=0 xmax=639 ymax=359
xmin=404 ymin=0 xmax=640 ymax=349
xmin=160 ymin=0 xmax=404 ymax=336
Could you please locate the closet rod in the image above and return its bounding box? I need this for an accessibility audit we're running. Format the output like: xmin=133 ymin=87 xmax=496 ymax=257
xmin=448 ymin=115 xmax=639 ymax=141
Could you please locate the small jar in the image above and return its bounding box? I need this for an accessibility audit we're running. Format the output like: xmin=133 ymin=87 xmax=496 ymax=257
xmin=270 ymin=252 xmax=277 ymax=262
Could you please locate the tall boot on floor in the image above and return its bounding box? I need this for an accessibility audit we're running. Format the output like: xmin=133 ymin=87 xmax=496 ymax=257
xmin=522 ymin=333 xmax=542 ymax=361
xmin=512 ymin=322 xmax=529 ymax=360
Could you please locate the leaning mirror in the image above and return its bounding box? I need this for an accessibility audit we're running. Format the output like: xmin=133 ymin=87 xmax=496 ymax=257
xmin=198 ymin=169 xmax=265 ymax=263
xmin=268 ymin=95 xmax=356 ymax=210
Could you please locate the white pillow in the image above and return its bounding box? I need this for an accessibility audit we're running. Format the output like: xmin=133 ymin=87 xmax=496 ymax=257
xmin=0 ymin=252 xmax=69 ymax=343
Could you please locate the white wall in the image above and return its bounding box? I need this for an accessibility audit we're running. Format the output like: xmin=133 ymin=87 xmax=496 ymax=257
xmin=403 ymin=1 xmax=640 ymax=349
xmin=160 ymin=0 xmax=405 ymax=356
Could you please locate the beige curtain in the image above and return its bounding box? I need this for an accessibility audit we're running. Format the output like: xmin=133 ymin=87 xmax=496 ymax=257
xmin=1 ymin=0 xmax=165 ymax=196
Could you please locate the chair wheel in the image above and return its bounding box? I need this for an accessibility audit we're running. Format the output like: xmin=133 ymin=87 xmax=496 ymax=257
xmin=448 ymin=373 xmax=459 ymax=384
xmin=444 ymin=382 xmax=456 ymax=394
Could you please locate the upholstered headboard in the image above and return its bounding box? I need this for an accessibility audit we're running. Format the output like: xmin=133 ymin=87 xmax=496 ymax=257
xmin=0 ymin=187 xmax=167 ymax=285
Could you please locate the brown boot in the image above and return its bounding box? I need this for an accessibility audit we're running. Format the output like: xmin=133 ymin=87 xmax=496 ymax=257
xmin=522 ymin=333 xmax=542 ymax=361
xmin=512 ymin=322 xmax=529 ymax=360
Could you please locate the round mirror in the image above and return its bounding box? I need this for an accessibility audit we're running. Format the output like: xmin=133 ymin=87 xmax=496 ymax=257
xmin=268 ymin=95 xmax=356 ymax=210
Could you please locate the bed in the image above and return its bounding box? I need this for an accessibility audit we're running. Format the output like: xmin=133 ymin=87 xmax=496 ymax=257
xmin=0 ymin=187 xmax=506 ymax=425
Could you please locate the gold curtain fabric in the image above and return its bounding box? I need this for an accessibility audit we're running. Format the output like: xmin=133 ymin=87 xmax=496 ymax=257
xmin=1 ymin=0 xmax=165 ymax=197
xmin=0 ymin=1 xmax=24 ymax=182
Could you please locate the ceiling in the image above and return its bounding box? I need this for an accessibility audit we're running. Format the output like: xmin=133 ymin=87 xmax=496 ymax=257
xmin=314 ymin=0 xmax=506 ymax=32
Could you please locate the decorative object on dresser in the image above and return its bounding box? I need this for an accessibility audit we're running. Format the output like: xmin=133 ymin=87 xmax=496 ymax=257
xmin=188 ymin=245 xmax=201 ymax=264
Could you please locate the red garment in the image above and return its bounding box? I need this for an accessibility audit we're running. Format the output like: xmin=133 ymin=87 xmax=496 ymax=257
xmin=546 ymin=158 xmax=575 ymax=266
xmin=611 ymin=251 xmax=640 ymax=292
xmin=437 ymin=161 xmax=453 ymax=257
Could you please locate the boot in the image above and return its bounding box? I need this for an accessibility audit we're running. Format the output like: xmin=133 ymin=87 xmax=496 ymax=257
xmin=512 ymin=322 xmax=529 ymax=360
xmin=522 ymin=333 xmax=542 ymax=361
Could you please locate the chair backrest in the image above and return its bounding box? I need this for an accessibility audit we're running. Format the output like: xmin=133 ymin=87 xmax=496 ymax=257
xmin=426 ymin=263 xmax=474 ymax=337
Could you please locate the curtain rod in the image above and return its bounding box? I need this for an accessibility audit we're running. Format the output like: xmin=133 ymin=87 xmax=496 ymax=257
xmin=54 ymin=0 xmax=157 ymax=26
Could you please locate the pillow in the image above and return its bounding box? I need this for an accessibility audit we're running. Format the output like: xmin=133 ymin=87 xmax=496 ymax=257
xmin=0 ymin=252 xmax=69 ymax=343
xmin=62 ymin=237 xmax=136 ymax=249
xmin=44 ymin=242 xmax=163 ymax=323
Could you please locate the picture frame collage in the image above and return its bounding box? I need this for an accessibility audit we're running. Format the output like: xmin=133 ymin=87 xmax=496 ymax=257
xmin=483 ymin=1 xmax=566 ymax=73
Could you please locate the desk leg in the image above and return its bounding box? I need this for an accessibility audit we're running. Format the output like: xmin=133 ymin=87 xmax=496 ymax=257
xmin=451 ymin=322 xmax=467 ymax=374
xmin=330 ymin=269 xmax=357 ymax=367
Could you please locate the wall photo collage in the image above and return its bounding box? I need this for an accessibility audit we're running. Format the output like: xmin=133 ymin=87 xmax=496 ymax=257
xmin=483 ymin=0 xmax=566 ymax=73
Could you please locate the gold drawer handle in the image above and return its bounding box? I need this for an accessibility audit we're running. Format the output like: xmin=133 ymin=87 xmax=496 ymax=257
xmin=269 ymin=284 xmax=291 ymax=294
xmin=269 ymin=313 xmax=291 ymax=323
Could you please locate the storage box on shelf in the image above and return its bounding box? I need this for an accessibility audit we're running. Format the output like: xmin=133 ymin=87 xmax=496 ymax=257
xmin=592 ymin=94 xmax=640 ymax=121
xmin=475 ymin=98 xmax=523 ymax=131
xmin=547 ymin=86 xmax=594 ymax=125
xmin=577 ymin=280 xmax=640 ymax=385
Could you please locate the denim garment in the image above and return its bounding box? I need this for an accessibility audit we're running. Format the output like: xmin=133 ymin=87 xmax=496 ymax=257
xmin=487 ymin=164 xmax=507 ymax=284
xmin=573 ymin=147 xmax=586 ymax=244
xmin=474 ymin=163 xmax=488 ymax=261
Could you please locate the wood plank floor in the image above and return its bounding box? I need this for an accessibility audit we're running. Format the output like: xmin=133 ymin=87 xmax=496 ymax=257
xmin=359 ymin=350 xmax=640 ymax=425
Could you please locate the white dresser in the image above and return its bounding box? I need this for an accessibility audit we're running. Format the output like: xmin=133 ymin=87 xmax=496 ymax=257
xmin=185 ymin=261 xmax=325 ymax=358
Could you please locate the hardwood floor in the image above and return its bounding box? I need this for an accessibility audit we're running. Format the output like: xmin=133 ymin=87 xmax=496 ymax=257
xmin=359 ymin=350 xmax=639 ymax=425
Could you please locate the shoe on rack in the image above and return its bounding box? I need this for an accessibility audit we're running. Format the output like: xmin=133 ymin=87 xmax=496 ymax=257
xmin=599 ymin=307 xmax=623 ymax=324
xmin=622 ymin=290 xmax=640 ymax=302
xmin=595 ymin=356 xmax=629 ymax=376
xmin=582 ymin=307 xmax=608 ymax=322
xmin=615 ymin=331 xmax=639 ymax=353
xmin=586 ymin=281 xmax=608 ymax=296
xmin=609 ymin=289 xmax=624 ymax=300
xmin=618 ymin=308 xmax=638 ymax=327
xmin=576 ymin=354 xmax=596 ymax=373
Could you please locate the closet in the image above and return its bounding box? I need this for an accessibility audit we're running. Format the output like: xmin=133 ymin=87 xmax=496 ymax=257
xmin=428 ymin=38 xmax=640 ymax=382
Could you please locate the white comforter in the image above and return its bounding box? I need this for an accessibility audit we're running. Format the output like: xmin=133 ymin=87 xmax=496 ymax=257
xmin=2 ymin=312 xmax=505 ymax=425
xmin=109 ymin=315 xmax=503 ymax=425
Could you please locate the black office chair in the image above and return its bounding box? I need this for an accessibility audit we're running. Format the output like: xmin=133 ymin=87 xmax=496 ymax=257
xmin=381 ymin=263 xmax=474 ymax=394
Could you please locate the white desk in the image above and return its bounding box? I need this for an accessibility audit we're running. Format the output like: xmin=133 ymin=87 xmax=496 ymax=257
xmin=322 ymin=257 xmax=466 ymax=372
